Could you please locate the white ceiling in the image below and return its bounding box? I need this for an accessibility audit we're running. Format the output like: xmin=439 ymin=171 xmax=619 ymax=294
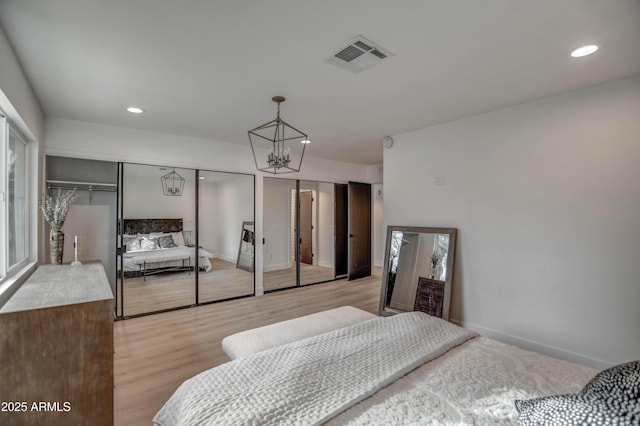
xmin=1 ymin=0 xmax=639 ymax=165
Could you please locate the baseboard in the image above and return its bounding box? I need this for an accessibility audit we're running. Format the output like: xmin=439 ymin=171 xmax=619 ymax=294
xmin=318 ymin=260 xmax=333 ymax=269
xmin=450 ymin=318 xmax=611 ymax=370
xmin=263 ymin=262 xmax=292 ymax=273
xmin=213 ymin=253 xmax=235 ymax=264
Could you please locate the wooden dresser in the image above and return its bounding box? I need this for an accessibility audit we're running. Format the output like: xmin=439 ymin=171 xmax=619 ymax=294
xmin=0 ymin=263 xmax=114 ymax=426
xmin=413 ymin=276 xmax=445 ymax=318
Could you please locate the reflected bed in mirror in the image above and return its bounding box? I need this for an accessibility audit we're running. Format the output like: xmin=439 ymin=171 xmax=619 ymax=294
xmin=379 ymin=226 xmax=457 ymax=321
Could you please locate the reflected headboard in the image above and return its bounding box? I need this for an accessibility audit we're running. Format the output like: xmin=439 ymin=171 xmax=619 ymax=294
xmin=123 ymin=218 xmax=183 ymax=235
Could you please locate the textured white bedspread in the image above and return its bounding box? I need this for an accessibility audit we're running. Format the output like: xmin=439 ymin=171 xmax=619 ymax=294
xmin=153 ymin=312 xmax=477 ymax=426
xmin=328 ymin=336 xmax=597 ymax=425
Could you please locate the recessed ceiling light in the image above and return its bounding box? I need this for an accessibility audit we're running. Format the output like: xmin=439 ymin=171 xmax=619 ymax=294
xmin=301 ymin=139 xmax=311 ymax=144
xmin=570 ymin=44 xmax=599 ymax=58
xmin=127 ymin=106 xmax=144 ymax=114
xmin=199 ymin=176 xmax=205 ymax=180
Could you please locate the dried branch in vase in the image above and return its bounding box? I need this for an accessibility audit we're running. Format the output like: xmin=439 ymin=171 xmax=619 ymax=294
xmin=41 ymin=188 xmax=79 ymax=229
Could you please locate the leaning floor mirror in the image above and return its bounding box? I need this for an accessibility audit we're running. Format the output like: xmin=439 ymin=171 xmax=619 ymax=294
xmin=379 ymin=226 xmax=457 ymax=321
xmin=236 ymin=221 xmax=255 ymax=272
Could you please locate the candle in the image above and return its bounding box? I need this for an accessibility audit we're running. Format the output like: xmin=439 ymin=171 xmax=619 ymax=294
xmin=71 ymin=235 xmax=82 ymax=266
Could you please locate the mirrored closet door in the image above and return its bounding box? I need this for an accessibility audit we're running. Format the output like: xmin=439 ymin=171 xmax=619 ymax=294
xmin=119 ymin=163 xmax=197 ymax=317
xmin=263 ymin=177 xmax=349 ymax=292
xmin=298 ymin=180 xmax=336 ymax=286
xmin=197 ymin=170 xmax=254 ymax=303
xmin=263 ymin=177 xmax=298 ymax=291
xmin=116 ymin=164 xmax=255 ymax=317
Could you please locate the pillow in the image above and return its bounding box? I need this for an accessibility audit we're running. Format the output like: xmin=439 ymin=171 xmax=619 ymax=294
xmin=149 ymin=232 xmax=169 ymax=238
xmin=123 ymin=236 xmax=142 ymax=252
xmin=515 ymin=394 xmax=622 ymax=425
xmin=171 ymin=231 xmax=186 ymax=247
xmin=140 ymin=237 xmax=159 ymax=251
xmin=582 ymin=360 xmax=640 ymax=400
xmin=515 ymin=360 xmax=640 ymax=425
xmin=157 ymin=235 xmax=177 ymax=249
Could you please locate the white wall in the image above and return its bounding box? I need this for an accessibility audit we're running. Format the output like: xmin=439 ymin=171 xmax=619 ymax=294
xmin=384 ymin=75 xmax=640 ymax=369
xmin=61 ymin=188 xmax=117 ymax=287
xmin=373 ymin=183 xmax=384 ymax=267
xmin=0 ymin=26 xmax=43 ymax=142
xmin=63 ymin=204 xmax=115 ymax=283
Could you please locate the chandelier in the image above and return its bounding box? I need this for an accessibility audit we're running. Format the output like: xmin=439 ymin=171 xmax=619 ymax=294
xmin=248 ymin=96 xmax=309 ymax=174
xmin=161 ymin=168 xmax=185 ymax=196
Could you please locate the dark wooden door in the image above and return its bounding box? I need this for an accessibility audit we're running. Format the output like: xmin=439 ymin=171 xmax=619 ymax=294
xmin=299 ymin=190 xmax=313 ymax=265
xmin=334 ymin=184 xmax=348 ymax=278
xmin=348 ymin=181 xmax=371 ymax=280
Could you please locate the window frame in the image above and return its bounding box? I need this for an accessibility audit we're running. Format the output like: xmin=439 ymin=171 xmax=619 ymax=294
xmin=0 ymin=110 xmax=31 ymax=281
xmin=0 ymin=111 xmax=6 ymax=278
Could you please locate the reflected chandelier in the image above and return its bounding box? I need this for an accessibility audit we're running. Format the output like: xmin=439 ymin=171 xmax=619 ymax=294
xmin=248 ymin=96 xmax=309 ymax=174
xmin=161 ymin=168 xmax=185 ymax=196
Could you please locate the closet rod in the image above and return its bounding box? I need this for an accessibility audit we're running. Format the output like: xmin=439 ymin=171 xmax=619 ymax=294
xmin=47 ymin=185 xmax=117 ymax=193
xmin=46 ymin=179 xmax=117 ymax=193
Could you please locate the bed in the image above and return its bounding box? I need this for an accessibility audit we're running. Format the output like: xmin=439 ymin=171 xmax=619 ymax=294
xmin=153 ymin=310 xmax=640 ymax=425
xmin=120 ymin=219 xmax=214 ymax=278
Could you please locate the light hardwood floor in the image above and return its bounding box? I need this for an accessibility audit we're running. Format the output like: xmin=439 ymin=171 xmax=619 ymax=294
xmin=122 ymin=259 xmax=337 ymax=316
xmin=122 ymin=259 xmax=255 ymax=316
xmin=114 ymin=268 xmax=383 ymax=425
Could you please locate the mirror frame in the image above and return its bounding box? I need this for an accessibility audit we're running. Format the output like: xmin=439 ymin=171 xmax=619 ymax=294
xmin=236 ymin=221 xmax=255 ymax=272
xmin=378 ymin=226 xmax=457 ymax=320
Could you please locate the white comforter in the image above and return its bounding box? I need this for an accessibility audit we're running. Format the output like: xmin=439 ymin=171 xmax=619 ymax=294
xmin=328 ymin=336 xmax=596 ymax=425
xmin=122 ymin=246 xmax=214 ymax=272
xmin=154 ymin=312 xmax=478 ymax=426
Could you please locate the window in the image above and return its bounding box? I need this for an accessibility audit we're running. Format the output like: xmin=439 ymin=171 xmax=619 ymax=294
xmin=0 ymin=111 xmax=30 ymax=280
xmin=7 ymin=126 xmax=27 ymax=267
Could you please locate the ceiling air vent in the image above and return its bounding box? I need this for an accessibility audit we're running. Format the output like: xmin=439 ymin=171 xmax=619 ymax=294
xmin=325 ymin=35 xmax=392 ymax=73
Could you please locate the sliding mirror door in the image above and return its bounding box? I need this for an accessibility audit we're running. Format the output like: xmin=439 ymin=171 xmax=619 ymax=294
xmin=120 ymin=163 xmax=196 ymax=316
xmin=263 ymin=177 xmax=298 ymax=291
xmin=263 ymin=178 xmax=343 ymax=292
xmin=197 ymin=170 xmax=254 ymax=303
xmin=299 ymin=180 xmax=336 ymax=286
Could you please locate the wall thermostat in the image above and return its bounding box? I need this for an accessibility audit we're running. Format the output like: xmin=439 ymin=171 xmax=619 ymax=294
xmin=383 ymin=136 xmax=394 ymax=149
